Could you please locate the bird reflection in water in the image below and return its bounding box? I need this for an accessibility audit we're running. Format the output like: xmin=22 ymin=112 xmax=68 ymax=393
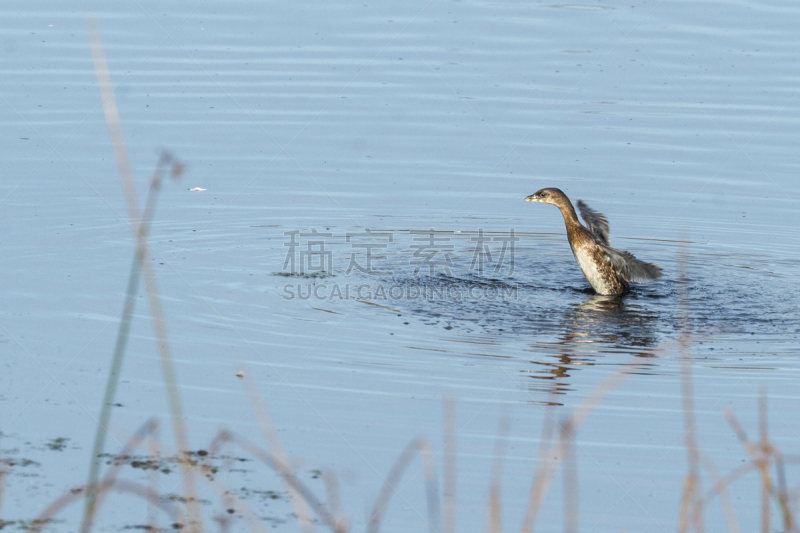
xmin=523 ymin=293 xmax=660 ymax=401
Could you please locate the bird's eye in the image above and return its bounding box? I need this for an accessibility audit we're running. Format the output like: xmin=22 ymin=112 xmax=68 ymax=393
xmin=541 ymin=192 xmax=548 ymax=197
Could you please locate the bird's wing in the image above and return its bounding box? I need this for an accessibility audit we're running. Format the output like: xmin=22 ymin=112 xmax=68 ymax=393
xmin=600 ymin=244 xmax=663 ymax=282
xmin=576 ymin=200 xmax=610 ymax=245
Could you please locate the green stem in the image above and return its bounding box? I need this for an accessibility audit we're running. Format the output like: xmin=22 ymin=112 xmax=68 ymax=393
xmin=82 ymin=252 xmax=140 ymax=531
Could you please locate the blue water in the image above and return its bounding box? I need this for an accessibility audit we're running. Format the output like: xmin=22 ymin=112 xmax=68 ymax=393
xmin=1 ymin=1 xmax=799 ymax=532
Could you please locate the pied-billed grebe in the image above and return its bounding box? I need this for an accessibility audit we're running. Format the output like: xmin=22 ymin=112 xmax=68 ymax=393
xmin=525 ymin=188 xmax=662 ymax=296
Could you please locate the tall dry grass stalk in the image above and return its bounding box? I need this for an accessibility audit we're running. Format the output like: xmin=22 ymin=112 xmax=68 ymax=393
xmin=484 ymin=418 xmax=510 ymax=533
xmin=25 ymin=357 xmax=800 ymax=533
xmin=367 ymin=436 xmax=442 ymax=533
xmin=673 ymin=240 xmax=798 ymax=533
xmin=242 ymin=375 xmax=316 ymax=533
xmin=774 ymin=451 xmax=796 ymax=533
xmin=443 ymin=395 xmax=457 ymax=533
xmin=759 ymin=391 xmax=771 ymax=533
xmin=85 ymin=16 xmax=200 ymax=532
xmin=419 ymin=437 xmax=443 ymax=532
xmin=721 ymin=397 xmax=800 ymax=533
xmin=697 ymin=450 xmax=740 ymax=533
xmin=322 ymin=469 xmax=348 ymax=533
xmin=29 ymin=420 xmax=182 ymax=533
xmin=147 ymin=420 xmax=162 ymax=531
xmin=561 ymin=418 xmax=578 ymax=533
xmin=697 ymin=448 xmax=800 ymax=531
xmin=518 ymin=394 xmax=557 ymax=533
xmin=677 ymin=240 xmax=702 ymax=533
xmin=519 ymin=358 xmax=646 ymax=533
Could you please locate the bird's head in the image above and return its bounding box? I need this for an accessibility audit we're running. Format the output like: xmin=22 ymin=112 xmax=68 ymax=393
xmin=524 ymin=187 xmax=568 ymax=207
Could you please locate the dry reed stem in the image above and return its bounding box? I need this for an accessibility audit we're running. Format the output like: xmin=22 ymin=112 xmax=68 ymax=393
xmin=28 ymin=479 xmax=179 ymax=533
xmin=39 ymin=418 xmax=318 ymax=533
xmin=678 ymin=475 xmax=696 ymax=533
xmin=51 ymin=419 xmax=310 ymax=533
xmin=677 ymin=239 xmax=703 ymax=533
xmin=699 ymin=462 xmax=757 ymax=514
xmin=87 ymin=16 xmax=201 ymax=532
xmin=34 ymin=417 xmax=214 ymax=533
xmin=227 ymin=434 xmax=335 ymax=527
xmin=562 ymin=359 xmax=645 ymax=435
xmin=417 ymin=437 xmax=442 ymax=533
xmin=193 ymin=425 xmax=372 ymax=533
xmin=148 ymin=421 xmax=162 ymax=532
xmin=367 ymin=436 xmax=441 ymax=533
xmin=443 ymin=396 xmax=457 ymax=533
xmin=241 ymin=377 xmax=316 ymax=533
xmin=723 ymin=408 xmax=759 ymax=458
xmin=484 ymin=418 xmax=510 ymax=533
xmin=518 ymin=394 xmax=556 ymax=533
xmin=489 ymin=492 xmax=501 ymax=533
xmin=561 ymin=419 xmax=578 ymax=533
xmin=716 ymin=404 xmax=800 ymax=532
xmin=194 ymin=469 xmax=271 ymax=533
xmin=697 ymin=456 xmax=800 ymax=514
xmin=726 ymin=393 xmax=798 ymax=533
xmin=774 ymin=452 xmax=797 ymax=533
xmin=366 ymin=439 xmax=423 ymax=532
xmin=698 ymin=451 xmax=740 ymax=533
xmin=519 ymin=359 xmax=644 ymax=533
xmin=758 ymin=391 xmax=771 ymax=533
xmin=322 ymin=470 xmax=348 ymax=533
xmin=724 ymin=404 xmax=775 ymax=533
xmin=206 ymin=429 xmax=232 ymax=458
xmin=81 ymin=419 xmax=167 ymax=531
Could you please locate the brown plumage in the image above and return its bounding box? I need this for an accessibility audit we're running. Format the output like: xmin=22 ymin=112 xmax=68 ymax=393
xmin=524 ymin=188 xmax=662 ymax=296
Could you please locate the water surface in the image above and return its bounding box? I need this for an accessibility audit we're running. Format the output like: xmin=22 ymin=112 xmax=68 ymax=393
xmin=1 ymin=0 xmax=799 ymax=532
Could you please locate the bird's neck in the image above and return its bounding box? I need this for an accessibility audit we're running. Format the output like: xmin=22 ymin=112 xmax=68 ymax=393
xmin=556 ymin=201 xmax=581 ymax=230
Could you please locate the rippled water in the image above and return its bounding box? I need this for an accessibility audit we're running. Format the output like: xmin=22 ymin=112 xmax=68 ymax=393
xmin=1 ymin=0 xmax=799 ymax=532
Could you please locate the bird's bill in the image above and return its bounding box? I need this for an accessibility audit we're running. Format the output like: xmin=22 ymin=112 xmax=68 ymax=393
xmin=524 ymin=193 xmax=539 ymax=202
